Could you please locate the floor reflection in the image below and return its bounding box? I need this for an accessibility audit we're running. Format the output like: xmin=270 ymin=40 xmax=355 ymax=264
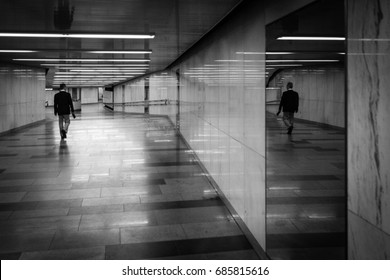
xmin=266 ymin=112 xmax=346 ymax=259
xmin=0 ymin=104 xmax=259 ymax=260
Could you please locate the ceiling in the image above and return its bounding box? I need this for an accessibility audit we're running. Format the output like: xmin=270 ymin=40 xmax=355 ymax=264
xmin=0 ymin=0 xmax=241 ymax=88
xmin=266 ymin=0 xmax=345 ymax=84
xmin=0 ymin=0 xmax=345 ymax=89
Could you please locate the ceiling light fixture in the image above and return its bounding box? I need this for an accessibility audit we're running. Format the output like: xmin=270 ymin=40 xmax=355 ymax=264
xmin=277 ymin=36 xmax=345 ymax=41
xmin=54 ymin=74 xmax=135 ymax=77
xmin=236 ymin=52 xmax=295 ymax=55
xmin=0 ymin=50 xmax=37 ymax=53
xmin=0 ymin=32 xmax=155 ymax=39
xmin=14 ymin=58 xmax=150 ymax=62
xmin=88 ymin=50 xmax=152 ymax=54
xmin=41 ymin=64 xmax=150 ymax=67
xmin=58 ymin=68 xmax=148 ymax=71
xmin=266 ymin=64 xmax=303 ymax=67
xmin=55 ymin=73 xmax=143 ymax=76
xmin=267 ymin=59 xmax=339 ymax=62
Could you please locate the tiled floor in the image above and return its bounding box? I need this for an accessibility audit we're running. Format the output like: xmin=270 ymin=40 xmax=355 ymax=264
xmin=266 ymin=112 xmax=346 ymax=259
xmin=0 ymin=104 xmax=259 ymax=260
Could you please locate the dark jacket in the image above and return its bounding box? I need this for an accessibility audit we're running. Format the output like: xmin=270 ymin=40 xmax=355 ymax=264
xmin=278 ymin=89 xmax=299 ymax=113
xmin=54 ymin=90 xmax=74 ymax=115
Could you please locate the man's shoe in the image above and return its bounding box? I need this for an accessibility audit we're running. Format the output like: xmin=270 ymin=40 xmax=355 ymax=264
xmin=62 ymin=129 xmax=67 ymax=139
xmin=287 ymin=126 xmax=293 ymax=134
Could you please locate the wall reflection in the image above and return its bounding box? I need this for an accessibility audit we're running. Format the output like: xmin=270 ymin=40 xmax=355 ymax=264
xmin=265 ymin=0 xmax=346 ymax=260
xmin=0 ymin=64 xmax=46 ymax=133
xmin=111 ymin=1 xmax=268 ymax=253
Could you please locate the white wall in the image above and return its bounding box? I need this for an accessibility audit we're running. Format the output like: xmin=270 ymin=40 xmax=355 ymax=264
xmin=81 ymin=87 xmax=98 ymax=104
xmin=108 ymin=0 xmax=320 ymax=255
xmin=0 ymin=64 xmax=46 ymax=133
xmin=113 ymin=79 xmax=145 ymax=114
xmin=271 ymin=67 xmax=345 ymax=128
xmin=149 ymin=73 xmax=178 ymax=119
xmin=103 ymin=90 xmax=113 ymax=105
xmin=46 ymin=90 xmax=55 ymax=106
xmin=177 ymin=0 xmax=267 ymax=250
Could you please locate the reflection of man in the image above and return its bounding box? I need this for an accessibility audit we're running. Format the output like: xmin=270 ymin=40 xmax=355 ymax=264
xmin=54 ymin=83 xmax=76 ymax=140
xmin=277 ymin=82 xmax=299 ymax=134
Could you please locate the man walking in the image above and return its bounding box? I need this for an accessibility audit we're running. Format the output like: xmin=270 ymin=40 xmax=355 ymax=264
xmin=277 ymin=82 xmax=299 ymax=134
xmin=54 ymin=83 xmax=76 ymax=139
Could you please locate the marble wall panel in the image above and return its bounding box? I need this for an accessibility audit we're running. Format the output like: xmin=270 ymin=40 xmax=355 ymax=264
xmin=0 ymin=64 xmax=45 ymax=133
xmin=348 ymin=211 xmax=390 ymax=259
xmin=244 ymin=147 xmax=266 ymax=249
xmin=347 ymin=0 xmax=390 ymax=259
xmin=177 ymin=0 xmax=267 ymax=250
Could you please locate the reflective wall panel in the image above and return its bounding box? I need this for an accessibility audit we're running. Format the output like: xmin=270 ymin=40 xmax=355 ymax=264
xmin=113 ymin=80 xmax=145 ymax=114
xmin=148 ymin=73 xmax=178 ymax=121
xmin=178 ymin=1 xmax=267 ymax=249
xmin=0 ymin=64 xmax=45 ymax=133
xmin=271 ymin=67 xmax=345 ymax=128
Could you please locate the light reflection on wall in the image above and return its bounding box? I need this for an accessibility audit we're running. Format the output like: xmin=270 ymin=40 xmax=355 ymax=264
xmin=0 ymin=64 xmax=46 ymax=133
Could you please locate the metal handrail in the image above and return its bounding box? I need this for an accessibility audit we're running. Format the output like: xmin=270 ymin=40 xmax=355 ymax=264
xmin=104 ymin=99 xmax=178 ymax=107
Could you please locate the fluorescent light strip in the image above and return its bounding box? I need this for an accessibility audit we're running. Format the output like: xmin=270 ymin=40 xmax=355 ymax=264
xmin=41 ymin=64 xmax=149 ymax=67
xmin=54 ymin=75 xmax=135 ymax=78
xmin=15 ymin=58 xmax=150 ymax=62
xmin=277 ymin=36 xmax=345 ymax=41
xmin=53 ymin=80 xmax=130 ymax=82
xmin=266 ymin=64 xmax=303 ymax=67
xmin=267 ymin=59 xmax=339 ymax=62
xmin=0 ymin=32 xmax=155 ymax=39
xmin=0 ymin=49 xmax=152 ymax=54
xmin=88 ymin=50 xmax=152 ymax=54
xmin=56 ymin=70 xmax=145 ymax=73
xmin=55 ymin=74 xmax=142 ymax=76
xmin=0 ymin=50 xmax=37 ymax=53
xmin=215 ymin=60 xmax=264 ymax=62
xmin=63 ymin=72 xmax=145 ymax=75
xmin=63 ymin=68 xmax=149 ymax=70
xmin=52 ymin=79 xmax=122 ymax=81
xmin=236 ymin=52 xmax=295 ymax=55
xmin=267 ymin=52 xmax=295 ymax=55
xmin=68 ymin=68 xmax=146 ymax=73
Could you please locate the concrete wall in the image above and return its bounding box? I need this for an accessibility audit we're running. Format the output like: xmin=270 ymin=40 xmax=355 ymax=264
xmin=347 ymin=0 xmax=390 ymax=259
xmin=0 ymin=64 xmax=45 ymax=133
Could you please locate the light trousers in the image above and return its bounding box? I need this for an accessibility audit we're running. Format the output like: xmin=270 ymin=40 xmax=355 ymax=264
xmin=282 ymin=112 xmax=294 ymax=128
xmin=58 ymin=114 xmax=70 ymax=132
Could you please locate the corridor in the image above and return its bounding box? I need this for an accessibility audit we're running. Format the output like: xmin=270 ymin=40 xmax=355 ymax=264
xmin=266 ymin=113 xmax=346 ymax=259
xmin=0 ymin=105 xmax=259 ymax=260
